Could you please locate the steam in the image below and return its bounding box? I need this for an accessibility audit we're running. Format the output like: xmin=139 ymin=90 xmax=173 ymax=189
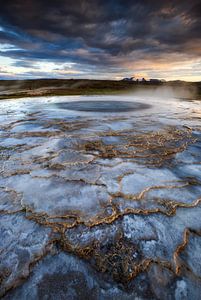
xmin=125 ymin=84 xmax=198 ymax=100
xmin=0 ymin=79 xmax=199 ymax=100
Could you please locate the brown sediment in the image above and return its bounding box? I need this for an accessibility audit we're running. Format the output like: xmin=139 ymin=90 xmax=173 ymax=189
xmin=0 ymin=113 xmax=201 ymax=296
xmin=1 ymin=216 xmax=200 ymax=297
xmin=78 ymin=126 xmax=195 ymax=166
xmin=173 ymin=228 xmax=201 ymax=277
xmin=0 ymin=191 xmax=201 ymax=295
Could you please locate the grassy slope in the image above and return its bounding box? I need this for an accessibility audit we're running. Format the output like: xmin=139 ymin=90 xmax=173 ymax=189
xmin=0 ymin=79 xmax=200 ymax=100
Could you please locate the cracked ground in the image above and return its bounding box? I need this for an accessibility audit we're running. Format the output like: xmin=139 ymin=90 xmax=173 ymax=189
xmin=0 ymin=95 xmax=201 ymax=299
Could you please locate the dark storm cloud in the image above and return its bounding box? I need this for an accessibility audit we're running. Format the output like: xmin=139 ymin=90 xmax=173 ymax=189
xmin=0 ymin=0 xmax=200 ymax=78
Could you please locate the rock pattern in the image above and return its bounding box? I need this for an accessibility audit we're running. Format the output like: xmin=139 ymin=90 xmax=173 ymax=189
xmin=0 ymin=95 xmax=201 ymax=299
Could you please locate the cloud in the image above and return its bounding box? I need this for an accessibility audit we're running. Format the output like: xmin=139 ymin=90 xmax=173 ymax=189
xmin=0 ymin=0 xmax=200 ymax=80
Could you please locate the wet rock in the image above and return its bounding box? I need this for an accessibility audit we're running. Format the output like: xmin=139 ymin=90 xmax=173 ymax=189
xmin=0 ymin=95 xmax=201 ymax=298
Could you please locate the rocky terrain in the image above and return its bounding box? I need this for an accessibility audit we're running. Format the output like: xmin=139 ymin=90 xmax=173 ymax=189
xmin=0 ymin=94 xmax=201 ymax=299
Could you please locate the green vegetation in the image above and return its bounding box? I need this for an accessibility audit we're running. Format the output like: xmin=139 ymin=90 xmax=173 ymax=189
xmin=0 ymin=79 xmax=200 ymax=100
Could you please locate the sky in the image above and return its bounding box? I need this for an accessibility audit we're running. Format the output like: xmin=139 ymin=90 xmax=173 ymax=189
xmin=0 ymin=0 xmax=201 ymax=81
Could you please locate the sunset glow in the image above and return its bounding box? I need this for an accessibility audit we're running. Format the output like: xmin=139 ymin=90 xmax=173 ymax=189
xmin=0 ymin=0 xmax=200 ymax=81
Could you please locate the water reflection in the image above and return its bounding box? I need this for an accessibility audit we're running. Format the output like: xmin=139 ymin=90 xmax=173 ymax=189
xmin=55 ymin=100 xmax=151 ymax=112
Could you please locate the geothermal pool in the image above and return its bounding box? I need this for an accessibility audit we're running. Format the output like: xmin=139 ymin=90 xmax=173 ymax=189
xmin=0 ymin=94 xmax=201 ymax=299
